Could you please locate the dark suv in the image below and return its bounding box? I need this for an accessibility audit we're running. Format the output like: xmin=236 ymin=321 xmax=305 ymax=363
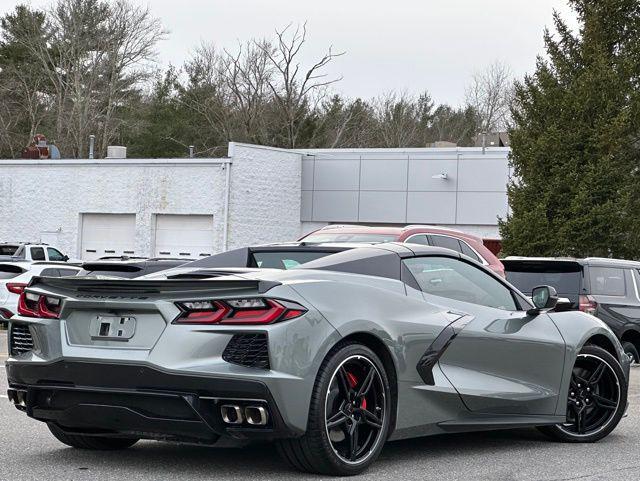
xmin=503 ymin=256 xmax=640 ymax=362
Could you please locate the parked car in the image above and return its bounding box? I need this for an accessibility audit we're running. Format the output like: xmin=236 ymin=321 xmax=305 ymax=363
xmin=299 ymin=225 xmax=505 ymax=276
xmin=0 ymin=261 xmax=81 ymax=321
xmin=78 ymin=257 xmax=189 ymax=279
xmin=0 ymin=242 xmax=69 ymax=262
xmin=6 ymin=244 xmax=628 ymax=475
xmin=503 ymin=256 xmax=640 ymax=362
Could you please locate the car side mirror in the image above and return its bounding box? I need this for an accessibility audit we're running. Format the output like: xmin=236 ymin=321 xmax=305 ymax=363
xmin=62 ymin=255 xmax=69 ymax=261
xmin=527 ymin=285 xmax=558 ymax=315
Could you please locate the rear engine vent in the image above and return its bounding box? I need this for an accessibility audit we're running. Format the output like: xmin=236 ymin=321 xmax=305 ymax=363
xmin=222 ymin=333 xmax=269 ymax=369
xmin=10 ymin=323 xmax=34 ymax=356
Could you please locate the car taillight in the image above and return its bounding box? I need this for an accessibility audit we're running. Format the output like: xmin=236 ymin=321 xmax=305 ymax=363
xmin=579 ymin=295 xmax=597 ymax=315
xmin=6 ymin=283 xmax=27 ymax=295
xmin=174 ymin=298 xmax=307 ymax=325
xmin=17 ymin=291 xmax=63 ymax=319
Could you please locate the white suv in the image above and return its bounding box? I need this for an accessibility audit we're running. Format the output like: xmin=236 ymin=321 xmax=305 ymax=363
xmin=0 ymin=243 xmax=69 ymax=262
xmin=0 ymin=262 xmax=81 ymax=320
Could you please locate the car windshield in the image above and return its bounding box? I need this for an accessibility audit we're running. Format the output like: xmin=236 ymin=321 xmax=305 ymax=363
xmin=302 ymin=233 xmax=398 ymax=243
xmin=251 ymin=251 xmax=335 ymax=269
xmin=505 ymin=262 xmax=583 ymax=294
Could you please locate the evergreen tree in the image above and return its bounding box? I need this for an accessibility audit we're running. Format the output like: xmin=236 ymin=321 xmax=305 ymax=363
xmin=500 ymin=0 xmax=640 ymax=258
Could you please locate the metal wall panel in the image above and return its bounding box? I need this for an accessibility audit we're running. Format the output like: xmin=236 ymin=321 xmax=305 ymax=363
xmin=301 ymin=190 xmax=313 ymax=221
xmin=407 ymin=158 xmax=458 ymax=191
xmin=301 ymin=160 xmax=315 ymax=190
xmin=406 ymin=192 xmax=457 ymax=224
xmin=311 ymin=191 xmax=359 ymax=221
xmin=458 ymin=157 xmax=509 ymax=192
xmin=313 ymin=159 xmax=360 ymax=190
xmin=360 ymin=158 xmax=408 ymax=190
xmin=456 ymin=192 xmax=508 ymax=224
xmin=300 ymin=148 xmax=510 ymax=227
xmin=359 ymin=191 xmax=407 ymax=222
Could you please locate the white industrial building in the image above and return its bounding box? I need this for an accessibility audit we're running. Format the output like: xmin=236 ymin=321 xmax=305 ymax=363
xmin=0 ymin=143 xmax=511 ymax=260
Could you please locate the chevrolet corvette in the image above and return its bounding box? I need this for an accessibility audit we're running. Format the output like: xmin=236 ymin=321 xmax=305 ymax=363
xmin=5 ymin=243 xmax=630 ymax=475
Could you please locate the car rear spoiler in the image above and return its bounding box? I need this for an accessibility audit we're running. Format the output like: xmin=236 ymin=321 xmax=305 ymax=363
xmin=28 ymin=276 xmax=280 ymax=295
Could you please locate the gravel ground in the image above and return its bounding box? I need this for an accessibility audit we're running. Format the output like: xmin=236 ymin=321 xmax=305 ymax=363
xmin=1 ymin=337 xmax=639 ymax=481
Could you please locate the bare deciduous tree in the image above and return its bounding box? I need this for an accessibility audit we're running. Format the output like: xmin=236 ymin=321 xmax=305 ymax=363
xmin=221 ymin=40 xmax=273 ymax=144
xmin=465 ymin=60 xmax=514 ymax=133
xmin=97 ymin=0 xmax=167 ymax=154
xmin=11 ymin=0 xmax=164 ymax=157
xmin=256 ymin=23 xmax=344 ymax=148
xmin=373 ymin=91 xmax=433 ymax=147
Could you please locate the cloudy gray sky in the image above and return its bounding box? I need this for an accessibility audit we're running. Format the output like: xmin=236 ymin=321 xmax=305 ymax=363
xmin=1 ymin=0 xmax=577 ymax=105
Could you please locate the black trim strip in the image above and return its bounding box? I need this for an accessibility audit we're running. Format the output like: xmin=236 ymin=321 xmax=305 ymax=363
xmin=416 ymin=315 xmax=473 ymax=385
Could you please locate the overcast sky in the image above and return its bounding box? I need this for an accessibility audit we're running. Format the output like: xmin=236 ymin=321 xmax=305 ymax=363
xmin=1 ymin=0 xmax=577 ymax=105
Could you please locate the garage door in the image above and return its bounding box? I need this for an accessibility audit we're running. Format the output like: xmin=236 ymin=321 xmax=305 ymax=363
xmin=81 ymin=214 xmax=136 ymax=261
xmin=154 ymin=215 xmax=214 ymax=259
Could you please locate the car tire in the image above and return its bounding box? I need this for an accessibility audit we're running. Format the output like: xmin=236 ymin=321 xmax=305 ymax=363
xmin=48 ymin=423 xmax=139 ymax=450
xmin=277 ymin=342 xmax=391 ymax=476
xmin=538 ymin=345 xmax=627 ymax=443
xmin=622 ymin=342 xmax=639 ymax=364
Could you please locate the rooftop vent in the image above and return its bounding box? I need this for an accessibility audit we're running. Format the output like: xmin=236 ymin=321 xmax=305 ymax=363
xmin=106 ymin=146 xmax=127 ymax=159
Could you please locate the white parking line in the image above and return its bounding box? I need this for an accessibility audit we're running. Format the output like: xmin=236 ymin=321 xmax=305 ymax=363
xmin=0 ymin=395 xmax=7 ymax=399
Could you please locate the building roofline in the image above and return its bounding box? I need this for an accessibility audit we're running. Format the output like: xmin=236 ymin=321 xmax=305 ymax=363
xmin=298 ymin=146 xmax=511 ymax=154
xmin=0 ymin=158 xmax=232 ymax=167
xmin=228 ymin=142 xmax=303 ymax=156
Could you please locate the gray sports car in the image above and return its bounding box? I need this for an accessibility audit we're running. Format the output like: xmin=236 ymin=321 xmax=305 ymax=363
xmin=5 ymin=243 xmax=630 ymax=476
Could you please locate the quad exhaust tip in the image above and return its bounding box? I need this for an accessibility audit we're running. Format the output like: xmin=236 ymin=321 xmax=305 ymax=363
xmin=245 ymin=406 xmax=269 ymax=426
xmin=220 ymin=405 xmax=244 ymax=424
xmin=220 ymin=404 xmax=269 ymax=426
xmin=7 ymin=389 xmax=27 ymax=409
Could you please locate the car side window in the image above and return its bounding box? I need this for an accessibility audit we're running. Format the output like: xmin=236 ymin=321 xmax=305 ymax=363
xmin=459 ymin=241 xmax=481 ymax=262
xmin=404 ymin=256 xmax=517 ymax=311
xmin=57 ymin=268 xmax=79 ymax=277
xmin=30 ymin=247 xmax=45 ymax=261
xmin=406 ymin=235 xmax=429 ymax=245
xmin=428 ymin=235 xmax=462 ymax=253
xmin=47 ymin=248 xmax=65 ymax=261
xmin=39 ymin=268 xmax=59 ymax=276
xmin=589 ymin=267 xmax=626 ymax=296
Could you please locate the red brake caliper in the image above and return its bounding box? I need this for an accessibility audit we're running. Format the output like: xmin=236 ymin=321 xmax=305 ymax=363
xmin=346 ymin=372 xmax=367 ymax=410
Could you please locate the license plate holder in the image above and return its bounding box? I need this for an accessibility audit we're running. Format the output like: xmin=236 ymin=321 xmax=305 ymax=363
xmin=90 ymin=315 xmax=136 ymax=341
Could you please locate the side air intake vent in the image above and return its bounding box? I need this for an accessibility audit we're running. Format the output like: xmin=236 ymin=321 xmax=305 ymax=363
xmin=10 ymin=323 xmax=34 ymax=356
xmin=222 ymin=333 xmax=269 ymax=369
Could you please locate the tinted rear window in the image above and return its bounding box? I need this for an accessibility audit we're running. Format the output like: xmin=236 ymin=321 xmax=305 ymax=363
xmin=0 ymin=245 xmax=19 ymax=256
xmin=505 ymin=262 xmax=583 ymax=294
xmin=79 ymin=269 xmax=142 ymax=278
xmin=302 ymin=233 xmax=398 ymax=243
xmin=251 ymin=251 xmax=335 ymax=269
xmin=79 ymin=264 xmax=143 ymax=278
xmin=589 ymin=267 xmax=626 ymax=296
xmin=0 ymin=264 xmax=24 ymax=279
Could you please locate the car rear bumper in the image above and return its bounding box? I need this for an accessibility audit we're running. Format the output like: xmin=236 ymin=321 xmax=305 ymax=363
xmin=6 ymin=360 xmax=302 ymax=443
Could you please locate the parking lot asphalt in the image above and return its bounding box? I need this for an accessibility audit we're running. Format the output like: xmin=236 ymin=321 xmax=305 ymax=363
xmin=0 ymin=330 xmax=6 ymax=362
xmin=1 ymin=357 xmax=640 ymax=480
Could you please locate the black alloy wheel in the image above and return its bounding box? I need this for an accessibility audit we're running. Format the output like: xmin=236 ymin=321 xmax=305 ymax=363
xmin=277 ymin=342 xmax=391 ymax=476
xmin=560 ymin=353 xmax=620 ymax=436
xmin=538 ymin=345 xmax=627 ymax=443
xmin=324 ymin=355 xmax=386 ymax=464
